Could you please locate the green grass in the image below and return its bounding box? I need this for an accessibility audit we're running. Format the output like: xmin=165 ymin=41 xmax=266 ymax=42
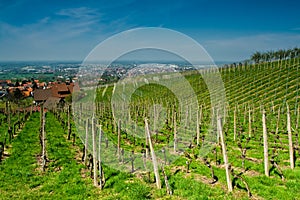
xmin=0 ymin=112 xmax=99 ymax=199
xmin=89 ymin=58 xmax=300 ymax=199
xmin=2 ymin=58 xmax=300 ymax=199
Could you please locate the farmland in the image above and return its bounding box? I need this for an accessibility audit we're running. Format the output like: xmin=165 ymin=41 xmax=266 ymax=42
xmin=1 ymin=55 xmax=300 ymax=199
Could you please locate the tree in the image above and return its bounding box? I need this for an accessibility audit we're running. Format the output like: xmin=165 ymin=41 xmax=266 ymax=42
xmin=277 ymin=49 xmax=285 ymax=60
xmin=286 ymin=49 xmax=292 ymax=59
xmin=293 ymin=47 xmax=300 ymax=58
xmin=15 ymin=81 xmax=20 ymax=87
xmin=251 ymin=51 xmax=262 ymax=63
xmin=13 ymin=88 xmax=23 ymax=101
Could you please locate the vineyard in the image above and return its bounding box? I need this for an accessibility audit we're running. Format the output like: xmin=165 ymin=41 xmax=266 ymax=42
xmin=1 ymin=57 xmax=300 ymax=199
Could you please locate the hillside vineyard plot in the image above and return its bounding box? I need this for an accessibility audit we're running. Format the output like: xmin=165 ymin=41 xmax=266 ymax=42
xmin=1 ymin=58 xmax=300 ymax=199
xmin=71 ymin=57 xmax=300 ymax=199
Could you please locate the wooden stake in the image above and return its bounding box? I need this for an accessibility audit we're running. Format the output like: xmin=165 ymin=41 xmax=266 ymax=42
xmin=248 ymin=107 xmax=252 ymax=138
xmin=41 ymin=105 xmax=46 ymax=172
xmin=6 ymin=101 xmax=11 ymax=131
xmin=162 ymin=166 xmax=172 ymax=195
xmin=92 ymin=116 xmax=98 ymax=186
xmin=145 ymin=118 xmax=161 ymax=189
xmin=144 ymin=118 xmax=149 ymax=160
xmin=296 ymin=106 xmax=300 ymax=131
xmin=117 ymin=119 xmax=121 ymax=161
xmin=234 ymin=106 xmax=237 ymax=141
xmin=217 ymin=116 xmax=232 ymax=192
xmin=153 ymin=104 xmax=157 ymax=137
xmin=67 ymin=104 xmax=71 ymax=140
xmin=84 ymin=119 xmax=89 ymax=165
xmin=17 ymin=102 xmax=20 ymax=130
xmin=262 ymin=109 xmax=269 ymax=176
xmin=173 ymin=111 xmax=177 ymax=153
xmin=131 ymin=150 xmax=135 ymax=173
xmin=98 ymin=125 xmax=104 ymax=189
xmin=286 ymin=103 xmax=295 ymax=169
xmin=196 ymin=109 xmax=200 ymax=146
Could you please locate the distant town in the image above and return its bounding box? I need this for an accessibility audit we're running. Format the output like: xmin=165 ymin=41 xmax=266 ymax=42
xmin=0 ymin=61 xmax=202 ymax=110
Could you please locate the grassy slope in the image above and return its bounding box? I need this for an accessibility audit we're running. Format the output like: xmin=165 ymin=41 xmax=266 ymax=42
xmin=1 ymin=59 xmax=300 ymax=199
xmin=91 ymin=59 xmax=300 ymax=199
xmin=0 ymin=112 xmax=99 ymax=199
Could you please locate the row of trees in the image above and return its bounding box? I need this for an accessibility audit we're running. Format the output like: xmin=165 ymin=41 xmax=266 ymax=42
xmin=250 ymin=47 xmax=300 ymax=64
xmin=223 ymin=47 xmax=300 ymax=69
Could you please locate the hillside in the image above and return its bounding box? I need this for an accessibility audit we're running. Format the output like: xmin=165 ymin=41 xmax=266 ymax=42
xmin=1 ymin=57 xmax=300 ymax=199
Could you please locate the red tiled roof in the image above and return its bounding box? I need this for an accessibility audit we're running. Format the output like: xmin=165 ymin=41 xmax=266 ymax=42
xmin=34 ymin=89 xmax=52 ymax=101
xmin=51 ymin=83 xmax=71 ymax=98
xmin=34 ymin=82 xmax=79 ymax=101
xmin=52 ymin=83 xmax=68 ymax=92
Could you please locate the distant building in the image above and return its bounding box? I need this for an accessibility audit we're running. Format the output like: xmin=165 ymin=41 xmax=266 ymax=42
xmin=51 ymin=82 xmax=70 ymax=98
xmin=33 ymin=88 xmax=52 ymax=104
xmin=0 ymin=80 xmax=8 ymax=89
xmin=33 ymin=81 xmax=79 ymax=109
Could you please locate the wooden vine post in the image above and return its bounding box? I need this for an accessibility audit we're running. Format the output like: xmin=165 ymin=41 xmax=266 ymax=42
xmin=162 ymin=166 xmax=172 ymax=195
xmin=144 ymin=120 xmax=149 ymax=160
xmin=153 ymin=104 xmax=157 ymax=138
xmin=248 ymin=107 xmax=252 ymax=138
xmin=84 ymin=119 xmax=89 ymax=165
xmin=286 ymin=103 xmax=295 ymax=169
xmin=196 ymin=108 xmax=201 ymax=146
xmin=6 ymin=100 xmax=11 ymax=143
xmin=296 ymin=106 xmax=300 ymax=131
xmin=6 ymin=100 xmax=11 ymax=130
xmin=117 ymin=119 xmax=121 ymax=161
xmin=92 ymin=116 xmax=98 ymax=186
xmin=233 ymin=106 xmax=237 ymax=141
xmin=67 ymin=104 xmax=71 ymax=140
xmin=98 ymin=124 xmax=105 ymax=189
xmin=17 ymin=102 xmax=20 ymax=130
xmin=40 ymin=104 xmax=47 ymax=171
xmin=217 ymin=116 xmax=232 ymax=192
xmin=173 ymin=111 xmax=177 ymax=153
xmin=145 ymin=118 xmax=161 ymax=189
xmin=262 ymin=109 xmax=269 ymax=176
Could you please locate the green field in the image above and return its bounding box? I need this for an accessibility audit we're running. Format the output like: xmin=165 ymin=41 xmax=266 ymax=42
xmin=1 ymin=57 xmax=300 ymax=199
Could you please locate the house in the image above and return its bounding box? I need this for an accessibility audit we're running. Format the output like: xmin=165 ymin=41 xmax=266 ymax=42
xmin=33 ymin=88 xmax=52 ymax=104
xmin=51 ymin=82 xmax=71 ymax=98
xmin=0 ymin=80 xmax=8 ymax=89
xmin=50 ymin=82 xmax=80 ymax=98
xmin=22 ymin=89 xmax=32 ymax=97
xmin=33 ymin=81 xmax=79 ymax=109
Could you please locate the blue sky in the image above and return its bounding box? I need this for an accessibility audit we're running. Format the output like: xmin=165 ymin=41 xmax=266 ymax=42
xmin=0 ymin=0 xmax=300 ymax=62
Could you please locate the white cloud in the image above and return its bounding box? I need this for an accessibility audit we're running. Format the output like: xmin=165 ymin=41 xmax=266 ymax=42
xmin=0 ymin=7 xmax=132 ymax=61
xmin=2 ymin=6 xmax=299 ymax=62
xmin=56 ymin=7 xmax=100 ymax=19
